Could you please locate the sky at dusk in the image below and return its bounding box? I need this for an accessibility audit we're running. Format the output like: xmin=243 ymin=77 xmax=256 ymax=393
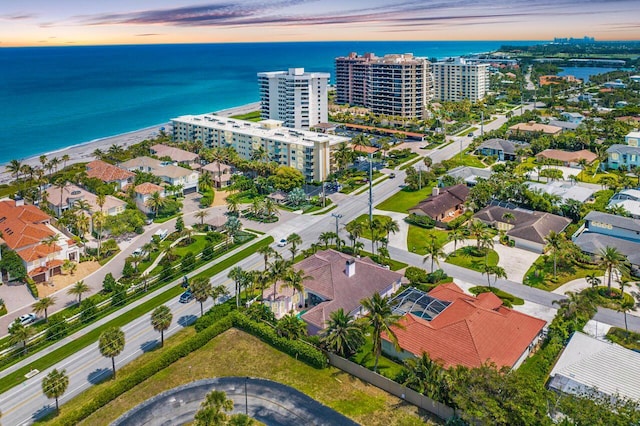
xmin=1 ymin=0 xmax=639 ymax=46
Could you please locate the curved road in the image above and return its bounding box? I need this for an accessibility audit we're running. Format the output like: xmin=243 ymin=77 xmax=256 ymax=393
xmin=112 ymin=377 xmax=359 ymax=426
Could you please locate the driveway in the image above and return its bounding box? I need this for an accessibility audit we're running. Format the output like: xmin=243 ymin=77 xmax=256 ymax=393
xmin=492 ymin=244 xmax=540 ymax=283
xmin=0 ymin=282 xmax=35 ymax=313
xmin=112 ymin=377 xmax=358 ymax=426
xmin=373 ymin=208 xmax=408 ymax=250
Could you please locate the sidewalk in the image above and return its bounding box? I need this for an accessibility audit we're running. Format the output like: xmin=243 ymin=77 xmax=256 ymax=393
xmin=0 ymin=234 xmax=267 ymax=379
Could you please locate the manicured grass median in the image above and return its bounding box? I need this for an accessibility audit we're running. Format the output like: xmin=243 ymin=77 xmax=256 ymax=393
xmin=0 ymin=237 xmax=273 ymax=395
xmin=376 ymin=185 xmax=434 ymax=213
xmin=72 ymin=329 xmax=438 ymax=426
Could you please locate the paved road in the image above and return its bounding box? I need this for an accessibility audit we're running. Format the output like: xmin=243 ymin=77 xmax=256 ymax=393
xmin=112 ymin=377 xmax=359 ymax=426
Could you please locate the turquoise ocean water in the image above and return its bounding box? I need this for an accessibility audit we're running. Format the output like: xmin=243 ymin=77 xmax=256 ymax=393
xmin=0 ymin=41 xmax=540 ymax=164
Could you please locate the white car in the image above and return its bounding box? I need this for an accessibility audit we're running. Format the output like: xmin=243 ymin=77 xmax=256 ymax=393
xmin=277 ymin=238 xmax=287 ymax=247
xmin=9 ymin=313 xmax=37 ymax=330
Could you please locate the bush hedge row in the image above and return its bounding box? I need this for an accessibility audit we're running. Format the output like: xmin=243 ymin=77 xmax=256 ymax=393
xmin=231 ymin=312 xmax=328 ymax=369
xmin=404 ymin=213 xmax=435 ymax=229
xmin=194 ymin=301 xmax=234 ymax=332
xmin=26 ymin=277 xmax=39 ymax=298
xmin=51 ymin=316 xmax=234 ymax=426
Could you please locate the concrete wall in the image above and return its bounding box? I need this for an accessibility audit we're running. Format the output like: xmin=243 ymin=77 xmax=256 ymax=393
xmin=327 ymin=352 xmax=456 ymax=421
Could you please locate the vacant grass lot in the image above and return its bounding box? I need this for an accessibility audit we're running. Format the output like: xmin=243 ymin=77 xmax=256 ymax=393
xmin=375 ymin=185 xmax=434 ymax=213
xmin=72 ymin=329 xmax=439 ymax=426
xmin=445 ymin=247 xmax=499 ymax=272
xmin=407 ymin=226 xmax=449 ymax=255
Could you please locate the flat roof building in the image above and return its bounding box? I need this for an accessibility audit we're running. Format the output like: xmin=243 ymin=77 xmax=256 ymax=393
xmin=258 ymin=68 xmax=329 ymax=130
xmin=432 ymin=58 xmax=490 ymax=102
xmin=171 ymin=114 xmax=350 ymax=181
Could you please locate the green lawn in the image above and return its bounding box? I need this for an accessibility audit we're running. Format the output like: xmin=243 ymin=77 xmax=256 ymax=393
xmin=407 ymin=226 xmax=450 ymax=256
xmin=443 ymin=154 xmax=486 ymax=169
xmin=349 ymin=214 xmax=393 ymax=240
xmin=339 ymin=171 xmax=383 ymax=194
xmin=375 ymin=185 xmax=434 ymax=213
xmin=445 ymin=247 xmax=499 ymax=272
xmin=230 ymin=110 xmax=262 ymax=121
xmin=524 ymin=257 xmax=604 ymax=291
xmin=172 ymin=235 xmax=209 ymax=258
xmin=398 ymin=155 xmax=423 ymax=170
xmin=606 ymin=327 xmax=640 ymax=351
xmin=0 ymin=237 xmax=272 ymax=394
xmin=351 ymin=334 xmax=405 ymax=380
xmin=469 ymin=286 xmax=524 ymax=307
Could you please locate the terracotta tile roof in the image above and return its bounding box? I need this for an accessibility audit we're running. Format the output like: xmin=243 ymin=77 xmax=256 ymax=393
xmin=134 ymin=182 xmax=165 ymax=196
xmin=17 ymin=243 xmax=61 ymax=262
xmin=509 ymin=121 xmax=562 ymax=135
xmin=384 ymin=283 xmax=546 ymax=369
xmin=352 ymin=145 xmax=379 ymax=154
xmin=45 ymin=183 xmax=126 ymax=212
xmin=408 ymin=184 xmax=469 ymax=220
xmin=281 ymin=250 xmax=402 ymax=331
xmin=536 ymin=149 xmax=597 ymax=164
xmin=86 ymin=160 xmax=135 ymax=183
xmin=0 ymin=200 xmax=55 ymax=250
xmin=27 ymin=259 xmax=64 ymax=277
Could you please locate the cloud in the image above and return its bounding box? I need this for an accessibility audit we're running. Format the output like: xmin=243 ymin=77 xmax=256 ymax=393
xmin=1 ymin=13 xmax=37 ymax=21
xmin=135 ymin=33 xmax=162 ymax=37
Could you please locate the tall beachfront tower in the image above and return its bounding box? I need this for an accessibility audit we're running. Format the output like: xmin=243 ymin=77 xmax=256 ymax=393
xmin=431 ymin=58 xmax=490 ymax=102
xmin=335 ymin=52 xmax=432 ymax=120
xmin=257 ymin=68 xmax=329 ymax=130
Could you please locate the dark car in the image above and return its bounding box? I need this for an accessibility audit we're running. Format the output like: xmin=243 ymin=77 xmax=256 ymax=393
xmin=389 ymin=173 xmax=396 ymax=179
xmin=467 ymin=132 xmax=474 ymax=137
xmin=179 ymin=290 xmax=194 ymax=303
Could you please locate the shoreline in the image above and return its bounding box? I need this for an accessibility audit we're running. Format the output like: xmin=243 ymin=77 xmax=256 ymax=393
xmin=0 ymin=102 xmax=261 ymax=185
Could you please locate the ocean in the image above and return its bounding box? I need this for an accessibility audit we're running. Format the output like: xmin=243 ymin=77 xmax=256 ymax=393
xmin=0 ymin=41 xmax=540 ymax=164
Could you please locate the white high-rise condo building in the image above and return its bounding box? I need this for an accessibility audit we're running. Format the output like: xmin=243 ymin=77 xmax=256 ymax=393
xmin=335 ymin=52 xmax=432 ymax=119
xmin=258 ymin=68 xmax=329 ymax=130
xmin=432 ymin=58 xmax=490 ymax=102
xmin=171 ymin=114 xmax=349 ymax=182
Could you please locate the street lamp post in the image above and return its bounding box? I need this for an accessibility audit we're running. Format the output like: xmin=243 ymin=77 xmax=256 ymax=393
xmin=245 ymin=377 xmax=249 ymax=415
xmin=331 ymin=213 xmax=343 ymax=249
xmin=480 ymin=111 xmax=484 ymax=138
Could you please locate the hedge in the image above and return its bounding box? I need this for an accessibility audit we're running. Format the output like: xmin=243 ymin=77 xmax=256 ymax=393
xmin=231 ymin=312 xmax=328 ymax=369
xmin=405 ymin=213 xmax=435 ymax=229
xmin=26 ymin=277 xmax=39 ymax=298
xmin=50 ymin=316 xmax=234 ymax=426
xmin=194 ymin=301 xmax=234 ymax=332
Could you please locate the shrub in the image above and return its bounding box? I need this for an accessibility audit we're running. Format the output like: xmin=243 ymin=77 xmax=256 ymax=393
xmin=26 ymin=277 xmax=39 ymax=298
xmin=446 ymin=211 xmax=472 ymax=230
xmin=194 ymin=302 xmax=234 ymax=332
xmin=102 ymin=273 xmax=118 ymax=293
xmin=181 ymin=252 xmax=196 ymax=272
xmin=111 ymin=285 xmax=127 ymax=307
xmin=80 ymin=299 xmax=97 ymax=324
xmin=405 ymin=266 xmax=430 ymax=285
xmin=46 ymin=316 xmax=68 ymax=341
xmin=405 ymin=213 xmax=435 ymax=229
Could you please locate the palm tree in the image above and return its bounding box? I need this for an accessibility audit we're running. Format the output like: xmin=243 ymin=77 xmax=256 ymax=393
xmin=423 ymin=156 xmax=433 ymax=172
xmin=598 ymin=246 xmax=629 ymax=295
xmin=99 ymin=327 xmax=125 ymax=379
xmin=8 ymin=320 xmax=35 ymax=354
xmin=501 ymin=212 xmax=515 ymax=225
xmin=544 ymin=231 xmax=565 ymax=279
xmin=190 ymin=276 xmax=212 ymax=316
xmin=146 ymin=191 xmax=166 ymax=218
xmin=32 ymin=296 xmax=56 ymax=323
xmin=150 ymin=305 xmax=173 ymax=347
xmin=282 ymin=269 xmax=310 ymax=311
xmin=268 ymin=258 xmax=290 ymax=301
xmin=61 ymin=154 xmax=70 ymax=170
xmin=6 ymin=159 xmax=23 ymax=182
xmin=320 ymin=308 xmax=365 ymax=357
xmin=194 ymin=210 xmax=209 ymax=226
xmin=319 ymin=231 xmax=334 ymax=249
xmin=467 ymin=220 xmax=487 ymax=249
xmin=287 ymin=233 xmax=302 ymax=261
xmin=585 ymin=272 xmax=601 ymax=289
xmin=403 ymin=352 xmax=444 ymax=399
xmin=228 ymin=266 xmax=245 ymax=308
xmin=360 ymin=292 xmax=403 ymax=373
xmin=194 ymin=390 xmax=234 ymax=426
xmin=423 ymin=236 xmax=445 ymax=273
xmin=481 ymin=264 xmax=507 ymax=288
xmin=226 ymin=197 xmax=240 ymax=216
xmin=42 ymin=368 xmax=69 ymax=415
xmin=262 ymin=198 xmax=278 ymax=219
xmin=382 ymin=219 xmax=400 ymax=244
xmin=275 ymin=312 xmax=307 ymax=340
xmin=257 ymin=246 xmax=275 ymax=271
xmin=67 ymin=280 xmax=90 ymax=304
xmin=448 ymin=228 xmax=467 ymax=252
xmin=345 ymin=221 xmax=364 ymax=251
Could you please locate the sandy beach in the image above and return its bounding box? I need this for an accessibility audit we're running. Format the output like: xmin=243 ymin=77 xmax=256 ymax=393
xmin=0 ymin=102 xmax=260 ymax=185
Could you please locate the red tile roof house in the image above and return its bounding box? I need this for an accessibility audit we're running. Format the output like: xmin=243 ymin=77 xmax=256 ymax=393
xmin=150 ymin=144 xmax=199 ymax=166
xmin=134 ymin=183 xmax=166 ymax=215
xmin=382 ymin=283 xmax=546 ymax=369
xmin=535 ymin=149 xmax=598 ymax=168
xmin=408 ymin=184 xmax=470 ymax=223
xmin=86 ymin=160 xmax=135 ymax=191
xmin=0 ymin=198 xmax=81 ymax=283
xmin=262 ymin=249 xmax=403 ymax=335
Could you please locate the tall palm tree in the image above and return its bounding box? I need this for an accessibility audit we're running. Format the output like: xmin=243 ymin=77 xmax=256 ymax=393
xmin=257 ymin=246 xmax=275 ymax=271
xmin=146 ymin=191 xmax=166 ymax=218
xmin=268 ymin=258 xmax=290 ymax=301
xmin=150 ymin=305 xmax=173 ymax=347
xmin=8 ymin=320 xmax=35 ymax=354
xmin=467 ymin=220 xmax=487 ymax=249
xmin=275 ymin=312 xmax=307 ymax=340
xmin=99 ymin=327 xmax=125 ymax=379
xmin=585 ymin=272 xmax=601 ymax=289
xmin=61 ymin=154 xmax=70 ymax=170
xmin=32 ymin=296 xmax=56 ymax=323
xmin=480 ymin=264 xmax=507 ymax=288
xmin=190 ymin=276 xmax=212 ymax=316
xmin=226 ymin=197 xmax=240 ymax=216
xmin=282 ymin=269 xmax=310 ymax=311
xmin=67 ymin=280 xmax=90 ymax=304
xmin=360 ymin=292 xmax=403 ymax=373
xmin=423 ymin=236 xmax=445 ymax=273
xmin=448 ymin=228 xmax=467 ymax=252
xmin=320 ymin=308 xmax=365 ymax=358
xmin=263 ymin=198 xmax=278 ymax=219
xmin=194 ymin=390 xmax=234 ymax=426
xmin=6 ymin=159 xmax=23 ymax=182
xmin=287 ymin=233 xmax=302 ymax=261
xmin=319 ymin=231 xmax=334 ymax=249
xmin=544 ymin=231 xmax=565 ymax=279
xmin=598 ymin=246 xmax=629 ymax=295
xmin=199 ymin=172 xmax=214 ymax=191
xmin=345 ymin=221 xmax=364 ymax=251
xmin=382 ymin=219 xmax=400 ymax=244
xmin=93 ymin=212 xmax=106 ymax=258
xmin=228 ymin=266 xmax=245 ymax=308
xmin=194 ymin=210 xmax=209 ymax=226
xmin=42 ymin=368 xmax=69 ymax=415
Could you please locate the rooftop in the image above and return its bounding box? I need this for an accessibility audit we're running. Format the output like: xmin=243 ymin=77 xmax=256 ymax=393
xmin=384 ymin=283 xmax=546 ymax=369
xmin=549 ymin=332 xmax=640 ymax=402
xmin=536 ymin=149 xmax=597 ymax=164
xmin=607 ymin=144 xmax=640 ymax=155
xmin=86 ymin=160 xmax=135 ymax=183
xmin=526 ymin=181 xmax=595 ymax=204
xmin=134 ymin=182 xmax=165 ymax=196
xmin=573 ymin=232 xmax=640 ymax=266
xmin=45 ymin=183 xmax=126 ymax=212
xmin=584 ymin=210 xmax=640 ymax=233
xmin=509 ymin=121 xmax=562 ymax=135
xmin=150 ymin=144 xmax=199 ymax=163
xmin=476 ymin=138 xmax=529 ymax=156
xmin=120 ymin=156 xmax=196 ymax=179
xmin=171 ymin=114 xmax=349 ymax=148
xmin=409 ymin=184 xmax=469 ymax=219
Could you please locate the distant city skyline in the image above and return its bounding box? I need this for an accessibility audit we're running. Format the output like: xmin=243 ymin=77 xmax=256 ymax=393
xmin=1 ymin=0 xmax=639 ymax=47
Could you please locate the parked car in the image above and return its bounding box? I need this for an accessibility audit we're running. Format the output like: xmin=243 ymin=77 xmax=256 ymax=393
xmin=9 ymin=313 xmax=37 ymax=330
xmin=277 ymin=238 xmax=288 ymax=247
xmin=389 ymin=173 xmax=396 ymax=179
xmin=467 ymin=132 xmax=474 ymax=137
xmin=179 ymin=290 xmax=194 ymax=303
